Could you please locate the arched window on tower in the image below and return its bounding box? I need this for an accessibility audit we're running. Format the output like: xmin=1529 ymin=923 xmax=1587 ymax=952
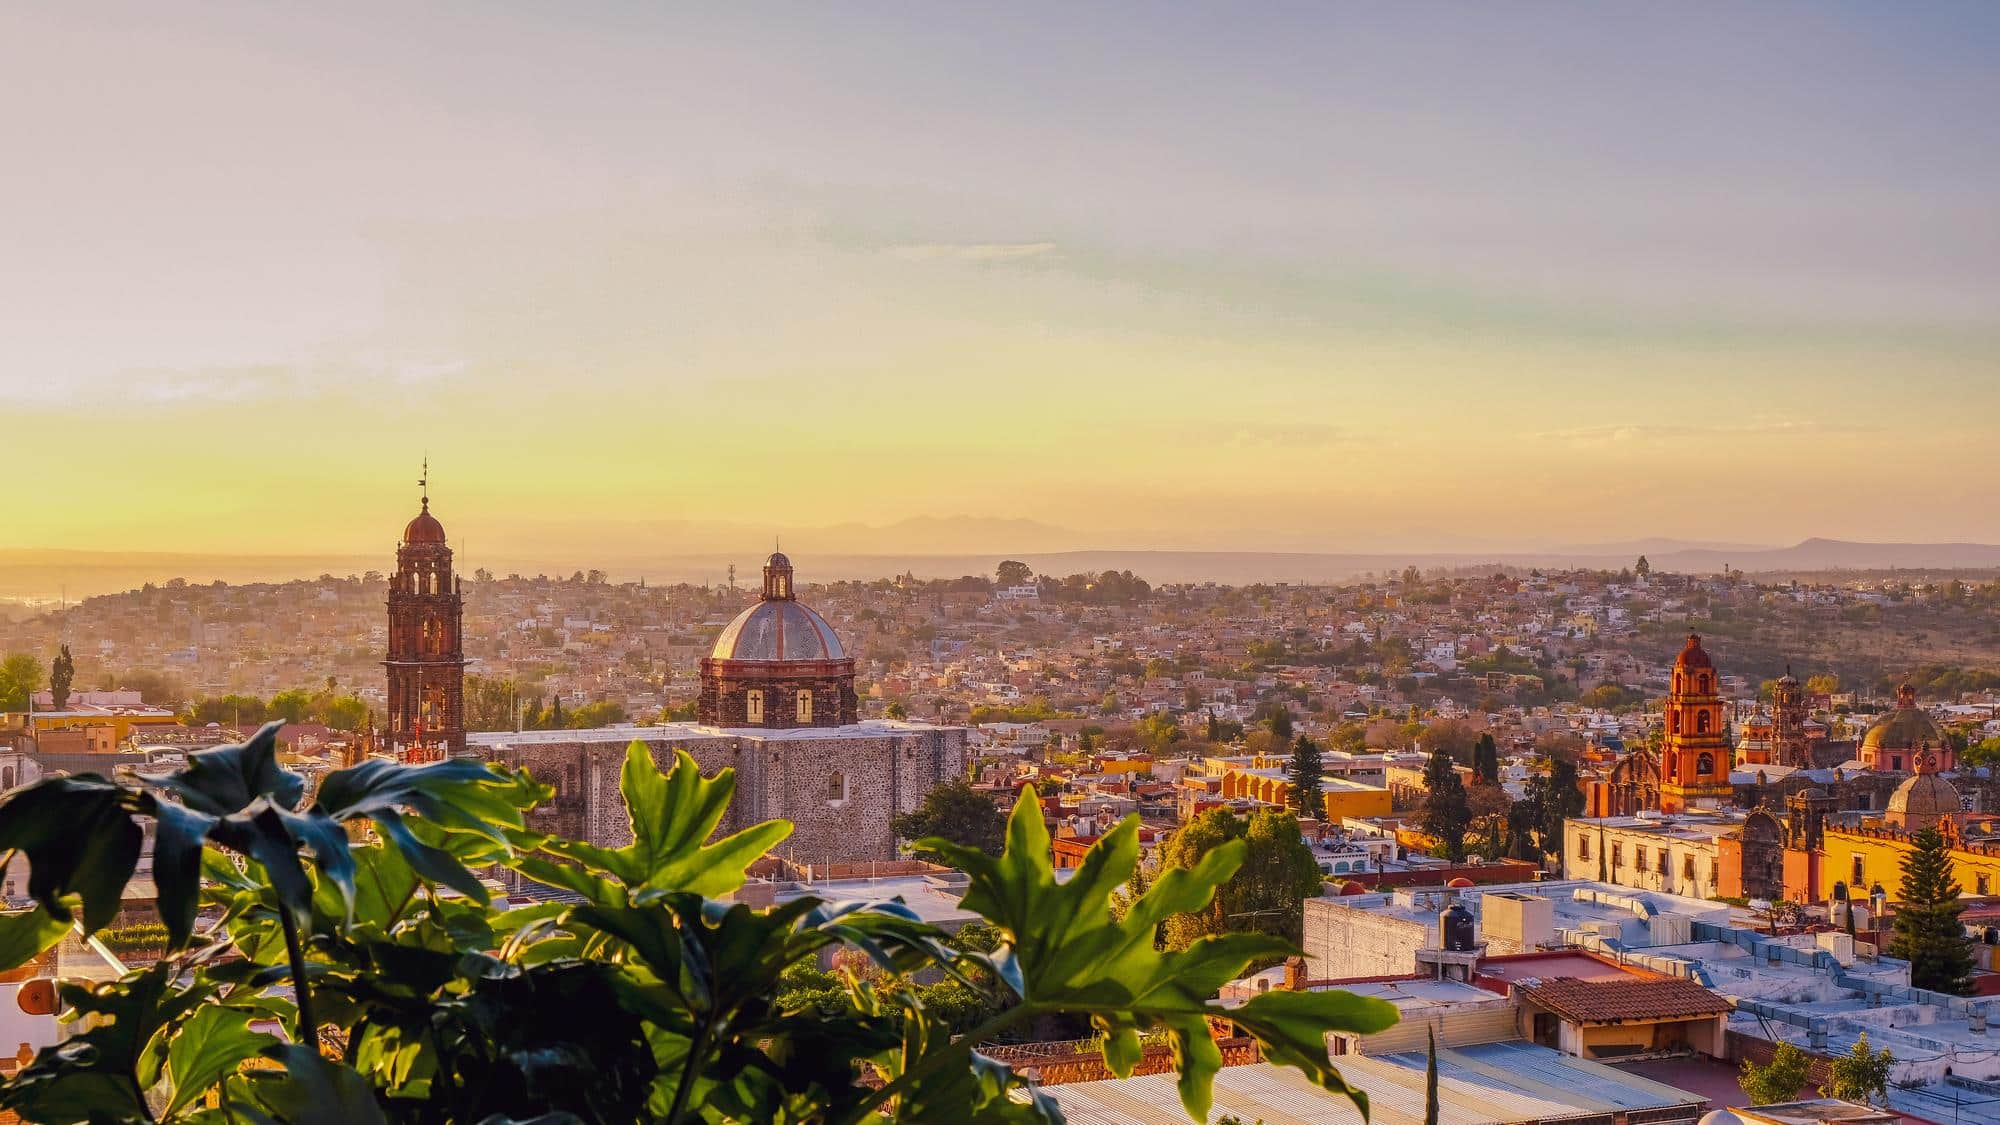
xmin=745 ymin=690 xmax=765 ymax=725
xmin=796 ymin=690 xmax=813 ymax=724
xmin=1697 ymin=752 xmax=1715 ymax=776
xmin=1670 ymin=711 xmax=1680 ymax=734
xmin=1698 ymin=673 xmax=1711 ymax=694
xmin=1697 ymin=710 xmax=1712 ymax=734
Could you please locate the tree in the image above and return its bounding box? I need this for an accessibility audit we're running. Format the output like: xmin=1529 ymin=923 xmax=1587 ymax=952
xmin=995 ymin=560 xmax=1033 ymax=587
xmin=1136 ymin=711 xmax=1185 ymax=754
xmin=1740 ymin=1040 xmax=1812 ymax=1105
xmin=1472 ymin=732 xmax=1499 ymax=784
xmin=892 ymin=779 xmax=1008 ymax=859
xmin=1287 ymin=736 xmax=1325 ymax=819
xmin=0 ymin=736 xmax=1395 ymax=1123
xmin=1888 ymin=826 xmax=1975 ymax=994
xmin=1634 ymin=555 xmax=1651 ymax=580
xmin=1540 ymin=759 xmax=1585 ymax=854
xmin=1158 ymin=807 xmax=1325 ymax=951
xmin=267 ymin=688 xmax=314 ymax=724
xmin=1262 ymin=705 xmax=1294 ymax=741
xmin=1821 ymin=1031 xmax=1893 ymax=1105
xmin=1419 ymin=719 xmax=1478 ymax=765
xmin=1421 ymin=744 xmax=1472 ymax=862
xmin=0 ymin=653 xmax=42 ymax=712
xmin=885 ymin=700 xmax=908 ymax=720
xmin=48 ymin=645 xmax=74 ymax=711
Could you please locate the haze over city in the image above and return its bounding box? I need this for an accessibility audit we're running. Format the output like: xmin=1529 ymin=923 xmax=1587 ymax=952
xmin=8 ymin=3 xmax=2000 ymax=568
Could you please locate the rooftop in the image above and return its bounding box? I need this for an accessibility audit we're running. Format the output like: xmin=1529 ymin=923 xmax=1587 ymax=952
xmin=1516 ymin=976 xmax=1731 ymax=1024
xmin=468 ymin=719 xmax=957 ymax=746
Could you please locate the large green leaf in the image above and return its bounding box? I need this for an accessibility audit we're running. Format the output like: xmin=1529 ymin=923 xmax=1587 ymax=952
xmin=245 ymin=1045 xmax=389 ymax=1125
xmin=538 ymin=744 xmax=791 ymax=899
xmin=2 ymin=962 xmax=213 ymax=1121
xmin=143 ymin=721 xmax=304 ymax=816
xmin=915 ymin=788 xmax=1399 ymax=1121
xmin=165 ymin=1004 xmax=279 ymax=1116
xmin=0 ymin=775 xmax=144 ymax=932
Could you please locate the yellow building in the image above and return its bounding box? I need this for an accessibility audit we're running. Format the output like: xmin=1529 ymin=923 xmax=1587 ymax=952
xmin=3 ymin=708 xmax=181 ymax=750
xmin=1214 ymin=763 xmax=1392 ymax=821
xmin=1817 ymin=822 xmax=2000 ymax=903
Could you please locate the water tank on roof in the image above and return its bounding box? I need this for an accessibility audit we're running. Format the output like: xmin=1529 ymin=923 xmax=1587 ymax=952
xmin=1441 ymin=900 xmax=1477 ymax=952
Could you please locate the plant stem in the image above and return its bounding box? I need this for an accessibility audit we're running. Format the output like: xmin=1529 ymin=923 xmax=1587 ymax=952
xmin=278 ymin=907 xmax=317 ymax=1048
xmin=664 ymin=1015 xmax=720 ymax=1125
xmin=844 ymin=1003 xmax=1036 ymax=1123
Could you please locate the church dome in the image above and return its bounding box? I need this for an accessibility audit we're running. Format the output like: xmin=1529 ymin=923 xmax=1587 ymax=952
xmin=1886 ymin=772 xmax=1960 ymax=829
xmin=710 ymin=600 xmax=846 ymax=662
xmin=1863 ymin=684 xmax=1943 ymax=753
xmin=403 ymin=502 xmax=447 ymax=545
xmin=1674 ymin=633 xmax=1714 ymax=671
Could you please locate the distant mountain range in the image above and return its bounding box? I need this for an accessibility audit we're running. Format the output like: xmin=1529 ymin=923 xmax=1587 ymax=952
xmin=2 ymin=537 xmax=1998 ymax=603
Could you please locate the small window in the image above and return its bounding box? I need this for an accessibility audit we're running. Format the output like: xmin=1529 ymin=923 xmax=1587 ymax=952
xmin=1636 ymin=846 xmax=1647 ymax=870
xmin=1852 ymin=855 xmax=1866 ymax=886
xmin=1683 ymin=856 xmax=1695 ymax=879
xmin=745 ymin=690 xmax=765 ymax=724
xmin=1697 ymin=711 xmax=1712 ymax=734
xmin=1699 ymin=673 xmax=1711 ymax=694
xmin=1657 ymin=850 xmax=1668 ymax=875
xmin=1578 ymin=836 xmax=1591 ymax=860
xmin=796 ymin=690 xmax=813 ymax=724
xmin=826 ymin=771 xmax=847 ymax=804
xmin=1979 ymin=874 xmax=1991 ymax=897
xmin=1612 ymin=843 xmax=1623 ymax=869
xmin=1670 ymin=711 xmax=1681 ymax=734
xmin=1697 ymin=753 xmax=1714 ymax=776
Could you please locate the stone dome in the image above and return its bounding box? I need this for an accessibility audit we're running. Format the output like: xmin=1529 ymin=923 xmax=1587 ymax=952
xmin=1886 ymin=772 xmax=1960 ymax=830
xmin=1697 ymin=1111 xmax=1744 ymax=1125
xmin=403 ymin=502 xmax=447 ymax=545
xmin=1674 ymin=633 xmax=1714 ymax=671
xmin=1863 ymin=684 xmax=1944 ymax=753
xmin=710 ymin=600 xmax=846 ymax=662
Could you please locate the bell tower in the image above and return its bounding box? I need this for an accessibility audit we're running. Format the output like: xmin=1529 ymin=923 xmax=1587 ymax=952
xmin=385 ymin=464 xmax=465 ymax=762
xmin=1661 ymin=634 xmax=1731 ymax=811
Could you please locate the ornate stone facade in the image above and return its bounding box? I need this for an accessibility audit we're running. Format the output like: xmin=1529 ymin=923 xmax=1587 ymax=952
xmin=1660 ymin=634 xmax=1731 ymax=812
xmin=471 ymin=722 xmax=967 ymax=869
xmin=384 ymin=480 xmax=465 ymax=762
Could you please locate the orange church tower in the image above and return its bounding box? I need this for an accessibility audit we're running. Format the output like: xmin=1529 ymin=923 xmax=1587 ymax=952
xmin=384 ymin=464 xmax=465 ymax=762
xmin=1660 ymin=634 xmax=1732 ymax=811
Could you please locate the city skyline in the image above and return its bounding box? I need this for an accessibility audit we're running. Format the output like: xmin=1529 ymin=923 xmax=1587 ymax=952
xmin=8 ymin=3 xmax=1999 ymax=557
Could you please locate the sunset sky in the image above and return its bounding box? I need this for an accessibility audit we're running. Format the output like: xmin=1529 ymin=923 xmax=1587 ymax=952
xmin=7 ymin=3 xmax=1999 ymax=560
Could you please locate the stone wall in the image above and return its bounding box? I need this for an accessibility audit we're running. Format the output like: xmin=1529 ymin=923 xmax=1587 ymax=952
xmin=1301 ymin=898 xmax=1430 ymax=979
xmin=476 ymin=724 xmax=967 ymax=871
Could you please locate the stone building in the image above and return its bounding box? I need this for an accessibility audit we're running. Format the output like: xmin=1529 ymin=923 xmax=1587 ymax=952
xmin=470 ymin=551 xmax=963 ymax=870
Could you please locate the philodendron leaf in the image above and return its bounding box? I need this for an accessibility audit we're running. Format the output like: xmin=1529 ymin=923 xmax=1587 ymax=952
xmin=0 ymin=775 xmax=144 ymax=932
xmin=165 ymin=1004 xmax=278 ymax=1117
xmin=921 ymin=787 xmax=1400 ymax=1121
xmin=143 ymin=721 xmax=304 ymax=816
xmin=539 ymin=744 xmax=791 ymax=899
xmin=247 ymin=1045 xmax=388 ymax=1125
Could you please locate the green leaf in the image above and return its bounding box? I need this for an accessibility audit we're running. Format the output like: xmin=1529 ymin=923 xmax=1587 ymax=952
xmin=0 ymin=906 xmax=71 ymax=973
xmin=143 ymin=721 xmax=304 ymax=816
xmin=165 ymin=1005 xmax=279 ymax=1116
xmin=0 ymin=775 xmax=144 ymax=932
xmin=247 ymin=1045 xmax=388 ymax=1124
xmin=153 ymin=798 xmax=216 ymax=949
xmin=539 ymin=744 xmax=791 ymax=898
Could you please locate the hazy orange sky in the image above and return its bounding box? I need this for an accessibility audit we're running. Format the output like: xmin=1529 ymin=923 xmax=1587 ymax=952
xmin=7 ymin=4 xmax=1999 ymax=559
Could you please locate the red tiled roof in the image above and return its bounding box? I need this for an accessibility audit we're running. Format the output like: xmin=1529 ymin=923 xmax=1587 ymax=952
xmin=1517 ymin=976 xmax=1730 ymax=1024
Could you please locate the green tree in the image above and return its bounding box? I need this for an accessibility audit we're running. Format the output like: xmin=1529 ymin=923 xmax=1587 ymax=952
xmin=48 ymin=645 xmax=74 ymax=712
xmin=1421 ymin=744 xmax=1472 ymax=862
xmin=1634 ymin=555 xmax=1651 ymax=580
xmin=1540 ymin=759 xmax=1585 ymax=854
xmin=0 ymin=653 xmax=43 ymax=712
xmin=1137 ymin=711 xmax=1186 ymax=754
xmin=0 ymin=736 xmax=1395 ymax=1123
xmin=565 ymin=700 xmax=629 ymax=728
xmin=1471 ymin=732 xmax=1499 ymax=784
xmin=1286 ymin=735 xmax=1325 ymax=819
xmin=885 ymin=700 xmax=908 ymax=720
xmin=1821 ymin=1031 xmax=1893 ymax=1105
xmin=1888 ymin=826 xmax=1975 ymax=994
xmin=1741 ymin=1040 xmax=1812 ymax=1104
xmin=892 ymin=779 xmax=1008 ymax=859
xmin=1158 ymin=807 xmax=1325 ymax=952
xmin=267 ymin=688 xmax=314 ymax=724
xmin=464 ymin=674 xmax=520 ymax=731
xmin=995 ymin=559 xmax=1033 ymax=587
xmin=1262 ymin=705 xmax=1294 ymax=741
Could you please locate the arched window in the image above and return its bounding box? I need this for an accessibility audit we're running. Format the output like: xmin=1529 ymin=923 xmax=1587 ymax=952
xmin=1698 ymin=673 xmax=1711 ymax=694
xmin=1333 ymin=861 xmax=1350 ymax=874
xmin=1697 ymin=710 xmax=1712 ymax=734
xmin=1697 ymin=753 xmax=1714 ymax=776
xmin=796 ymin=690 xmax=813 ymax=724
xmin=1670 ymin=711 xmax=1680 ymax=734
xmin=826 ymin=771 xmax=847 ymax=804
xmin=745 ymin=690 xmax=765 ymax=724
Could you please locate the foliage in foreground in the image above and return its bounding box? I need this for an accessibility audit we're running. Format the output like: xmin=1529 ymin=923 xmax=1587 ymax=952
xmin=0 ymin=723 xmax=1395 ymax=1123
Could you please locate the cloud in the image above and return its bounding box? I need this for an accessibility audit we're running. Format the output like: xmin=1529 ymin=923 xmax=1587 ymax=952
xmin=0 ymin=355 xmax=468 ymax=409
xmin=881 ymin=241 xmax=1059 ymax=263
xmin=1535 ymin=419 xmax=1869 ymax=446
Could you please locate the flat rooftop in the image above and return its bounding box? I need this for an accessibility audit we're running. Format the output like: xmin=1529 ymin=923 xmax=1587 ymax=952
xmin=467 ymin=719 xmax=957 ymax=746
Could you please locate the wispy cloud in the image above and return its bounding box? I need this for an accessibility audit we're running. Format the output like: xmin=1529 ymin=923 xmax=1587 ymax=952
xmin=881 ymin=241 xmax=1059 ymax=263
xmin=0 ymin=356 xmax=468 ymax=409
xmin=1534 ymin=419 xmax=1869 ymax=446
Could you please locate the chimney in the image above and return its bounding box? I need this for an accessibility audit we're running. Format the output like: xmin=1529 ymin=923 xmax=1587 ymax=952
xmin=1808 ymin=1022 xmax=1828 ymax=1052
xmin=1284 ymin=955 xmax=1307 ymax=991
xmin=1974 ymin=1008 xmax=1989 ymax=1036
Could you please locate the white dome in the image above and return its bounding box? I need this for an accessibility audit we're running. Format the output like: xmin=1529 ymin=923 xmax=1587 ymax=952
xmin=1699 ymin=1110 xmax=1745 ymax=1125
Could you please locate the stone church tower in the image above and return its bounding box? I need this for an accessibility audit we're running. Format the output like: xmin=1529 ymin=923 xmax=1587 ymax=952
xmin=385 ymin=470 xmax=465 ymax=761
xmin=1661 ymin=633 xmax=1731 ymax=811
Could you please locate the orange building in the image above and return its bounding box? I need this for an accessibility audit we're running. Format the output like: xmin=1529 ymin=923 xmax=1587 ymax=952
xmin=1660 ymin=634 xmax=1731 ymax=812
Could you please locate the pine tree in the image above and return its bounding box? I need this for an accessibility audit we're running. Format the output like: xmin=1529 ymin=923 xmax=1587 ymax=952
xmin=49 ymin=644 xmax=74 ymax=712
xmin=1888 ymin=826 xmax=1975 ymax=995
xmin=1540 ymin=759 xmax=1584 ymax=856
xmin=1286 ymin=735 xmax=1325 ymax=819
xmin=1424 ymin=1026 xmax=1440 ymax=1125
xmin=1472 ymin=733 xmax=1499 ymax=784
xmin=1422 ymin=744 xmax=1472 ymax=862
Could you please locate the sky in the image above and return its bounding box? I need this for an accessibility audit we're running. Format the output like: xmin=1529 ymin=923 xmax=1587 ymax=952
xmin=5 ymin=3 xmax=1999 ymax=561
